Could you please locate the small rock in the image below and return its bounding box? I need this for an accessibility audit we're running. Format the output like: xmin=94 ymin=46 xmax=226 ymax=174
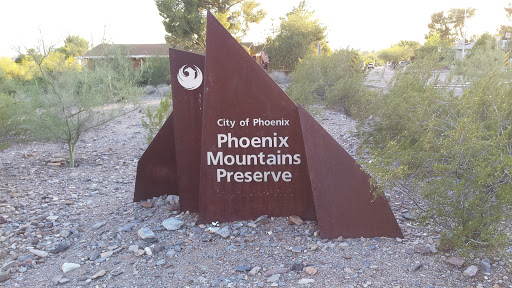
xmin=249 ymin=266 xmax=261 ymax=276
xmin=156 ymin=259 xmax=166 ymax=266
xmin=409 ymin=262 xmax=423 ymax=272
xmin=90 ymin=269 xmax=107 ymax=280
xmin=59 ymin=230 xmax=71 ymax=238
xmin=264 ymin=267 xmax=289 ymax=277
xmin=138 ymin=227 xmax=156 ymax=239
xmin=88 ymin=250 xmax=100 ymax=261
xmin=58 ymin=278 xmax=70 ymax=284
xmin=298 ymin=278 xmax=315 ymax=285
xmin=128 ymin=245 xmax=139 ymax=252
xmin=140 ymin=202 xmax=153 ymax=208
xmin=267 ymin=274 xmax=280 ymax=283
xmin=0 ymin=216 xmax=6 ymax=224
xmin=46 ymin=215 xmax=59 ymax=221
xmin=162 ymin=218 xmax=184 ymax=231
xmin=402 ymin=213 xmax=416 ymax=221
xmin=291 ymin=246 xmax=302 ymax=253
xmin=236 ymin=265 xmax=252 ymax=272
xmin=289 ymin=215 xmax=304 ymax=225
xmin=144 ymin=247 xmax=153 ymax=256
xmin=481 ymin=258 xmax=492 ymax=273
xmin=216 ymin=226 xmax=231 ymax=238
xmin=304 ymin=266 xmax=318 ymax=275
xmin=91 ymin=222 xmax=106 ymax=230
xmin=446 ymin=257 xmax=465 ymax=268
xmin=28 ymin=248 xmax=48 ymax=258
xmin=51 ymin=274 xmax=63 ymax=284
xmin=290 ymin=262 xmax=305 ymax=271
xmin=0 ymin=271 xmax=10 ymax=282
xmin=416 ymin=245 xmax=431 ymax=255
xmin=463 ymin=265 xmax=478 ymax=277
xmin=62 ymin=262 xmax=80 ymax=273
xmin=51 ymin=241 xmax=71 ymax=253
xmin=299 ymin=278 xmax=315 ymax=285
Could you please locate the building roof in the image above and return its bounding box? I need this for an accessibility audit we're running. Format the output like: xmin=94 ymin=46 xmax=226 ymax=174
xmin=82 ymin=44 xmax=172 ymax=58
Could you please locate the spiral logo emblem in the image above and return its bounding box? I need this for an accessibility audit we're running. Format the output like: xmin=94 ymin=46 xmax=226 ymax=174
xmin=177 ymin=65 xmax=203 ymax=90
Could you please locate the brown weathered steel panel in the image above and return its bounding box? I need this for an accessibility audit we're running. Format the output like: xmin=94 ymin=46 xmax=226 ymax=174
xmin=297 ymin=104 xmax=403 ymax=239
xmin=198 ymin=12 xmax=316 ymax=223
xmin=134 ymin=112 xmax=178 ymax=202
xmin=169 ymin=49 xmax=205 ymax=212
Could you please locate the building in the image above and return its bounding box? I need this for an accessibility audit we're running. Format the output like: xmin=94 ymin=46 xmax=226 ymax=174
xmin=78 ymin=44 xmax=171 ymax=69
xmin=241 ymin=42 xmax=269 ymax=70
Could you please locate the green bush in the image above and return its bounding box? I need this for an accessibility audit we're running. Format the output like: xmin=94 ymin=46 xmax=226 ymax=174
xmin=361 ymin=57 xmax=512 ymax=251
xmin=286 ymin=49 xmax=368 ymax=116
xmin=15 ymin=45 xmax=143 ymax=167
xmin=141 ymin=91 xmax=172 ymax=144
xmin=141 ymin=58 xmax=171 ymax=85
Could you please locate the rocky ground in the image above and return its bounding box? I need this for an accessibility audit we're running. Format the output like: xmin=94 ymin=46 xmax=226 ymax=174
xmin=0 ymin=96 xmax=511 ymax=288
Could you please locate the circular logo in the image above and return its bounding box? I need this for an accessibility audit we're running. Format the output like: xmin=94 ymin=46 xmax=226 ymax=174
xmin=177 ymin=65 xmax=203 ymax=90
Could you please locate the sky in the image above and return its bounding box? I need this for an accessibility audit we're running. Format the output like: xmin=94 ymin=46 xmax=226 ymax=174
xmin=0 ymin=0 xmax=510 ymax=58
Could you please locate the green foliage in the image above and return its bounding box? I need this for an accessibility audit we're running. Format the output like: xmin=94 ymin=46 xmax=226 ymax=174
xmin=414 ymin=33 xmax=455 ymax=63
xmin=155 ymin=0 xmax=266 ymax=51
xmin=56 ymin=35 xmax=89 ymax=58
xmin=361 ymin=57 xmax=512 ymax=251
xmin=141 ymin=91 xmax=172 ymax=144
xmin=286 ymin=49 xmax=367 ymax=116
xmin=451 ymin=33 xmax=505 ymax=83
xmin=426 ymin=8 xmax=476 ymax=44
xmin=141 ymin=57 xmax=171 ymax=85
xmin=16 ymin=43 xmax=143 ymax=167
xmin=265 ymin=1 xmax=327 ymax=71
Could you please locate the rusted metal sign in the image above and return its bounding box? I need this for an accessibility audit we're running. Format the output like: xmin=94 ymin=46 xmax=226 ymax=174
xmin=134 ymin=112 xmax=178 ymax=202
xmin=297 ymin=104 xmax=403 ymax=238
xmin=169 ymin=49 xmax=205 ymax=212
xmin=134 ymin=11 xmax=403 ymax=239
xmin=198 ymin=12 xmax=316 ymax=223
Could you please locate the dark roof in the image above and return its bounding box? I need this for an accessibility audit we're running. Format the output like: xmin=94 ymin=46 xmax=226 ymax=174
xmin=82 ymin=44 xmax=171 ymax=58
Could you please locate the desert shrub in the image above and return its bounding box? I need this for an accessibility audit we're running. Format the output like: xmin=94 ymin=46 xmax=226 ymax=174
xmin=141 ymin=57 xmax=171 ymax=85
xmin=141 ymin=91 xmax=172 ymax=144
xmin=361 ymin=57 xmax=512 ymax=251
xmin=286 ymin=49 xmax=368 ymax=116
xmin=16 ymin=44 xmax=143 ymax=167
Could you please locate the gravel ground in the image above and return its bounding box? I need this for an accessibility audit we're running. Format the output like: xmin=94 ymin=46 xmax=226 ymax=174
xmin=0 ymin=97 xmax=511 ymax=288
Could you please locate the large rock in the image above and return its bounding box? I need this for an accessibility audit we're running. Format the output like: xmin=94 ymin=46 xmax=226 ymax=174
xmin=463 ymin=265 xmax=478 ymax=277
xmin=137 ymin=227 xmax=156 ymax=239
xmin=446 ymin=256 xmax=465 ymax=268
xmin=162 ymin=218 xmax=184 ymax=231
xmin=62 ymin=263 xmax=80 ymax=273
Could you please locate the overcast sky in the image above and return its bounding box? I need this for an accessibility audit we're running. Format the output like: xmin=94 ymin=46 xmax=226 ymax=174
xmin=0 ymin=0 xmax=509 ymax=57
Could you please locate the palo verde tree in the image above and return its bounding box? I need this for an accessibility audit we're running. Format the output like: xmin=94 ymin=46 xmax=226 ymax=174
xmin=17 ymin=39 xmax=143 ymax=167
xmin=426 ymin=8 xmax=476 ymax=45
xmin=265 ymin=1 xmax=327 ymax=71
xmin=155 ymin=0 xmax=266 ymax=51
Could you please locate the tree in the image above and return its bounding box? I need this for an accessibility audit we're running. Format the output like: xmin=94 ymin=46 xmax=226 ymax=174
xmin=155 ymin=0 xmax=266 ymax=51
xmin=17 ymin=41 xmax=143 ymax=167
xmin=426 ymin=8 xmax=476 ymax=44
xmin=378 ymin=41 xmax=417 ymax=64
xmin=264 ymin=1 xmax=327 ymax=71
xmin=286 ymin=49 xmax=367 ymax=115
xmin=57 ymin=35 xmax=89 ymax=58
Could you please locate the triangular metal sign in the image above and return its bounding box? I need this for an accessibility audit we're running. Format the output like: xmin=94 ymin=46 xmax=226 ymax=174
xmin=134 ymin=11 xmax=403 ymax=239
